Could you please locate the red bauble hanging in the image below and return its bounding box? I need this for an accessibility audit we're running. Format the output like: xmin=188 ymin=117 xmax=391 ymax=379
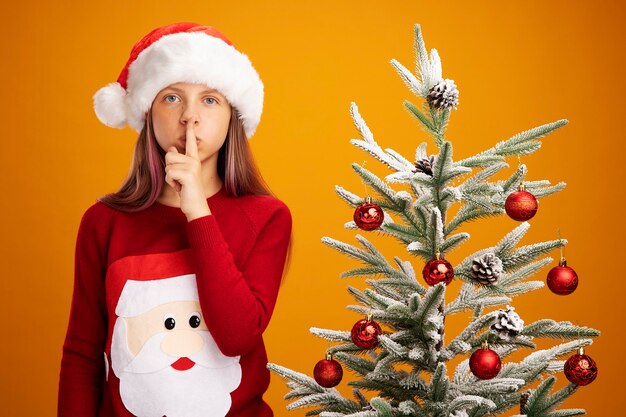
xmin=351 ymin=316 xmax=382 ymax=349
xmin=564 ymin=347 xmax=598 ymax=386
xmin=547 ymin=257 xmax=578 ymax=295
xmin=422 ymin=252 xmax=454 ymax=286
xmin=505 ymin=183 xmax=538 ymax=221
xmin=313 ymin=353 xmax=343 ymax=388
xmin=469 ymin=343 xmax=502 ymax=380
xmin=353 ymin=197 xmax=384 ymax=231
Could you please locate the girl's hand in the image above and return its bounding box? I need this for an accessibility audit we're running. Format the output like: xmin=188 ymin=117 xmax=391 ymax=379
xmin=164 ymin=120 xmax=211 ymax=221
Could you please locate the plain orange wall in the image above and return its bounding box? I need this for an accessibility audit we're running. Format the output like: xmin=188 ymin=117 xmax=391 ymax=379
xmin=1 ymin=0 xmax=622 ymax=415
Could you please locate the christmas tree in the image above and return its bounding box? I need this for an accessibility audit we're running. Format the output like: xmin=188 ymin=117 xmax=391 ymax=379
xmin=267 ymin=24 xmax=600 ymax=417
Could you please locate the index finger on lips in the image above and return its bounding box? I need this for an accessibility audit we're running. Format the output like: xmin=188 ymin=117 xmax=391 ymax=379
xmin=185 ymin=121 xmax=199 ymax=159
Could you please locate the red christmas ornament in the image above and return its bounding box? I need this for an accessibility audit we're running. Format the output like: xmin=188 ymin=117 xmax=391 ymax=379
xmin=353 ymin=197 xmax=384 ymax=231
xmin=351 ymin=316 xmax=382 ymax=349
xmin=469 ymin=343 xmax=502 ymax=380
xmin=505 ymin=183 xmax=538 ymax=221
xmin=564 ymin=347 xmax=598 ymax=386
xmin=422 ymin=252 xmax=454 ymax=286
xmin=547 ymin=257 xmax=578 ymax=295
xmin=313 ymin=353 xmax=343 ymax=388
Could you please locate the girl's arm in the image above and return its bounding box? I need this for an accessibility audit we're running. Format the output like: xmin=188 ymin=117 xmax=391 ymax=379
xmin=186 ymin=202 xmax=292 ymax=357
xmin=58 ymin=206 xmax=108 ymax=416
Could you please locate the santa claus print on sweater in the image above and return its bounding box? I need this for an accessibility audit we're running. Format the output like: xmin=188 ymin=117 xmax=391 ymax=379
xmin=58 ymin=190 xmax=292 ymax=417
xmin=104 ymin=248 xmax=241 ymax=417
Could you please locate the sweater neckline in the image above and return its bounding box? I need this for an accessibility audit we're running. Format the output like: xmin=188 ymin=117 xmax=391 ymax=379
xmin=148 ymin=185 xmax=228 ymax=219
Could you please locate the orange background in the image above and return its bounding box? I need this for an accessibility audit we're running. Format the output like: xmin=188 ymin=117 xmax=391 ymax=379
xmin=1 ymin=0 xmax=623 ymax=415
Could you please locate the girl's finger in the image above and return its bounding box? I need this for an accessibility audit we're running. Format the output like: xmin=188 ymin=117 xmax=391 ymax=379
xmin=165 ymin=149 xmax=188 ymax=165
xmin=166 ymin=166 xmax=186 ymax=187
xmin=164 ymin=172 xmax=173 ymax=189
xmin=165 ymin=171 xmax=182 ymax=193
xmin=185 ymin=121 xmax=199 ymax=160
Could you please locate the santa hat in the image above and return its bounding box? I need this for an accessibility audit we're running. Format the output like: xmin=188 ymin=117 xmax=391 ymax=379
xmin=93 ymin=22 xmax=264 ymax=139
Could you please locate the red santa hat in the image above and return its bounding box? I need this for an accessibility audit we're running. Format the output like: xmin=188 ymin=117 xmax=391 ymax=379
xmin=93 ymin=22 xmax=264 ymax=139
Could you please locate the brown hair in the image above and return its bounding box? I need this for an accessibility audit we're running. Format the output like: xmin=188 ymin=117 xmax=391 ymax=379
xmin=97 ymin=107 xmax=293 ymax=285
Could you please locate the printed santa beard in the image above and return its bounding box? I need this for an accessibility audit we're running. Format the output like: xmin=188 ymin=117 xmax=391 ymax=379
xmin=111 ymin=311 xmax=242 ymax=417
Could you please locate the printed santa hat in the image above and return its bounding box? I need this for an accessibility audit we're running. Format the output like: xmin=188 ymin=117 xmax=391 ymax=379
xmin=105 ymin=249 xmax=201 ymax=318
xmin=93 ymin=22 xmax=264 ymax=139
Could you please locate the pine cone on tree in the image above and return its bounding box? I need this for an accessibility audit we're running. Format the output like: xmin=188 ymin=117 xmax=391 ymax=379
xmin=426 ymin=79 xmax=459 ymax=110
xmin=413 ymin=155 xmax=435 ymax=176
xmin=520 ymin=390 xmax=532 ymax=414
xmin=491 ymin=305 xmax=524 ymax=340
xmin=471 ymin=253 xmax=504 ymax=285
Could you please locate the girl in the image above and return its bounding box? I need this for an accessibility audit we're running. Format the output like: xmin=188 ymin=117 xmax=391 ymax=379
xmin=58 ymin=22 xmax=293 ymax=417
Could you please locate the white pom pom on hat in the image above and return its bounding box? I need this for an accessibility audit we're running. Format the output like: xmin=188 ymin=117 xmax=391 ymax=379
xmin=93 ymin=22 xmax=264 ymax=139
xmin=94 ymin=82 xmax=128 ymax=129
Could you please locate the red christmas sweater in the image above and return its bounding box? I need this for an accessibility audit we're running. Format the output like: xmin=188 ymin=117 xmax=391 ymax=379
xmin=58 ymin=186 xmax=292 ymax=417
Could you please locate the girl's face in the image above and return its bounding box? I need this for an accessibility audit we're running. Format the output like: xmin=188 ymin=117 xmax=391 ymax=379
xmin=151 ymin=82 xmax=232 ymax=161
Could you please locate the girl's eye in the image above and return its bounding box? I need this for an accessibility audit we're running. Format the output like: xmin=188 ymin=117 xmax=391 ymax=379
xmin=163 ymin=95 xmax=217 ymax=104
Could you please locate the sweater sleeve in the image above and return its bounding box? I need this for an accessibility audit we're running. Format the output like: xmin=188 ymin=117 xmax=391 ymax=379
xmin=58 ymin=205 xmax=108 ymax=417
xmin=186 ymin=202 xmax=292 ymax=357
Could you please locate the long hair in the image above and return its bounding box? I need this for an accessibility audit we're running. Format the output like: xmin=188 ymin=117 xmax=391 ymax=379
xmin=97 ymin=107 xmax=293 ymax=285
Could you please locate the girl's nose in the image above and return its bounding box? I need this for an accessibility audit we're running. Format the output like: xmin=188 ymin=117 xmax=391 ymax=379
xmin=181 ymin=107 xmax=200 ymax=125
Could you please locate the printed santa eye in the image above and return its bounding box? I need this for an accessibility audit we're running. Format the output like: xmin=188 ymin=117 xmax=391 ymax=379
xmin=163 ymin=313 xmax=176 ymax=330
xmin=189 ymin=312 xmax=201 ymax=328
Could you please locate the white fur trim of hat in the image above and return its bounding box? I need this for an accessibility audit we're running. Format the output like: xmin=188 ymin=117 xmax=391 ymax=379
xmin=93 ymin=23 xmax=264 ymax=139
xmin=115 ymin=274 xmax=199 ymax=318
